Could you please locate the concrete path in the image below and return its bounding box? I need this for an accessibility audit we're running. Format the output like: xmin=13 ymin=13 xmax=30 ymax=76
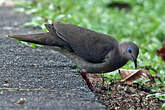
xmin=0 ymin=6 xmax=105 ymax=110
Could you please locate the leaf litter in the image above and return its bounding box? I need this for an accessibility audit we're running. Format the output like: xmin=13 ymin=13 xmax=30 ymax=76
xmin=87 ymin=68 xmax=164 ymax=110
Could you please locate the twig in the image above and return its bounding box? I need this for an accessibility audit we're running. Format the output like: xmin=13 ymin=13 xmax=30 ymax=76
xmin=0 ymin=88 xmax=56 ymax=92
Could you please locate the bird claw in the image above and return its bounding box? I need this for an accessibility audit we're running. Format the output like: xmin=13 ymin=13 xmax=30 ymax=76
xmin=80 ymin=69 xmax=108 ymax=93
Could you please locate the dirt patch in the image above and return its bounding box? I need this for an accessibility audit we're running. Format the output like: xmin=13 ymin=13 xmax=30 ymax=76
xmin=87 ymin=74 xmax=163 ymax=110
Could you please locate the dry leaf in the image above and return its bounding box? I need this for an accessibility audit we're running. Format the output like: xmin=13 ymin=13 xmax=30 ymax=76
xmin=119 ymin=69 xmax=153 ymax=85
xmin=157 ymin=44 xmax=165 ymax=61
xmin=16 ymin=98 xmax=26 ymax=104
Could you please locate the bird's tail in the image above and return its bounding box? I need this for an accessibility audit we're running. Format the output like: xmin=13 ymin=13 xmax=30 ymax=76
xmin=7 ymin=32 xmax=56 ymax=45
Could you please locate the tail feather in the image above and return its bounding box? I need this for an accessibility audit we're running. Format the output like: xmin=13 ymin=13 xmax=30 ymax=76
xmin=7 ymin=32 xmax=73 ymax=51
xmin=7 ymin=32 xmax=55 ymax=45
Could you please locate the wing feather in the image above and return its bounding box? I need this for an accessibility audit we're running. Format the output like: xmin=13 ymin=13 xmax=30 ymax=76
xmin=53 ymin=22 xmax=119 ymax=63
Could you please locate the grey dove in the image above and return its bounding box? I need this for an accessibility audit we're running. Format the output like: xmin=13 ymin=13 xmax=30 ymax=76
xmin=8 ymin=22 xmax=139 ymax=92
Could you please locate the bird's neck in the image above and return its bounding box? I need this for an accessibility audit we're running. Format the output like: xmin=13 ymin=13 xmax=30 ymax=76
xmin=118 ymin=44 xmax=129 ymax=67
xmin=119 ymin=55 xmax=128 ymax=67
xmin=105 ymin=48 xmax=128 ymax=72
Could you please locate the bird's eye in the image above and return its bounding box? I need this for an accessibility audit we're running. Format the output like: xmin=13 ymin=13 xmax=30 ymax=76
xmin=127 ymin=48 xmax=132 ymax=53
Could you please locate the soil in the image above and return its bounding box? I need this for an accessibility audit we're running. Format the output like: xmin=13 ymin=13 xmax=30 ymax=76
xmin=87 ymin=74 xmax=164 ymax=110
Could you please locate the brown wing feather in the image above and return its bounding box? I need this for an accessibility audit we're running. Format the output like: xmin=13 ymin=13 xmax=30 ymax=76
xmin=53 ymin=22 xmax=119 ymax=63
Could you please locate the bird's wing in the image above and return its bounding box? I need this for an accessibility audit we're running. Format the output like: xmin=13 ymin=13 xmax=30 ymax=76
xmin=52 ymin=22 xmax=119 ymax=63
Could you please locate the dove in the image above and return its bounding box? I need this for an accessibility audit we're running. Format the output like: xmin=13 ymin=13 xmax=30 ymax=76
xmin=8 ymin=22 xmax=139 ymax=92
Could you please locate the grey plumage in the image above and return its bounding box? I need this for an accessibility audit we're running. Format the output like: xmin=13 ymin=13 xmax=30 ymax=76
xmin=8 ymin=22 xmax=139 ymax=92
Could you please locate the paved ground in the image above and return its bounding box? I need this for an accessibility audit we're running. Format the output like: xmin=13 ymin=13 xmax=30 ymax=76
xmin=0 ymin=6 xmax=105 ymax=110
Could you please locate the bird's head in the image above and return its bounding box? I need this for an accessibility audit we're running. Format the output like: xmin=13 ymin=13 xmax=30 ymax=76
xmin=119 ymin=42 xmax=139 ymax=68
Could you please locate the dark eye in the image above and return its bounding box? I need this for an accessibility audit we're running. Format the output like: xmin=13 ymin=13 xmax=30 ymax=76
xmin=127 ymin=48 xmax=132 ymax=53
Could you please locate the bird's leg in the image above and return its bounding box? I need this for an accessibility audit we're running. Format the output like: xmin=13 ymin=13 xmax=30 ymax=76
xmin=101 ymin=73 xmax=105 ymax=86
xmin=80 ymin=69 xmax=99 ymax=92
xmin=101 ymin=73 xmax=107 ymax=90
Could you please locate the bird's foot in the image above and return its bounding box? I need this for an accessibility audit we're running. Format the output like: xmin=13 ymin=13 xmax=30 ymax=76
xmin=80 ymin=69 xmax=103 ymax=93
xmin=100 ymin=73 xmax=108 ymax=91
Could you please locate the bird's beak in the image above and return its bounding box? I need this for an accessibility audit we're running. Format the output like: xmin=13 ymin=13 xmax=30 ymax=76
xmin=134 ymin=59 xmax=137 ymax=69
xmin=131 ymin=55 xmax=137 ymax=69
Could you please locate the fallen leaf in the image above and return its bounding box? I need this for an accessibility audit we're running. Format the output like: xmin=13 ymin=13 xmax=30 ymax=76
xmin=157 ymin=44 xmax=165 ymax=61
xmin=119 ymin=69 xmax=153 ymax=85
xmin=16 ymin=98 xmax=26 ymax=104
